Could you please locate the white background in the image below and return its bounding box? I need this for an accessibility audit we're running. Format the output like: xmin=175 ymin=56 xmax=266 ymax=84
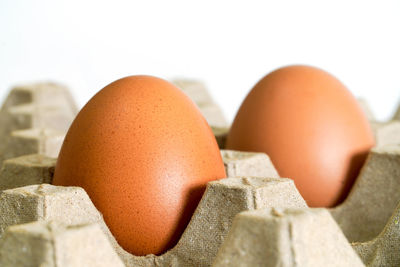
xmin=1 ymin=0 xmax=399 ymax=122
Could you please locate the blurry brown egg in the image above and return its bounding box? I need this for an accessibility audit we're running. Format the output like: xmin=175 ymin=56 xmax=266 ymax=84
xmin=226 ymin=65 xmax=375 ymax=207
xmin=52 ymin=75 xmax=226 ymax=256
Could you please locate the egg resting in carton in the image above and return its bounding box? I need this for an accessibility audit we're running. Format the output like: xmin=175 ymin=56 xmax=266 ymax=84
xmin=0 ymin=82 xmax=399 ymax=266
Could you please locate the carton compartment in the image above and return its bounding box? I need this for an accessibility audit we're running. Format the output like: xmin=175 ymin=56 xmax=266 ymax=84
xmin=0 ymin=82 xmax=399 ymax=266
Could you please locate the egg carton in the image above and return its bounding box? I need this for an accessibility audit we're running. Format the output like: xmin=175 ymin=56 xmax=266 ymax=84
xmin=0 ymin=82 xmax=78 ymax=166
xmin=0 ymin=82 xmax=399 ymax=266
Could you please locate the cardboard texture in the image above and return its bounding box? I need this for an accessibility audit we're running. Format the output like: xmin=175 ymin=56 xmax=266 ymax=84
xmin=0 ymin=82 xmax=77 ymax=166
xmin=0 ymin=184 xmax=105 ymax=237
xmin=352 ymin=201 xmax=400 ymax=266
xmin=330 ymin=145 xmax=400 ymax=243
xmin=1 ymin=82 xmax=400 ymax=266
xmin=213 ymin=208 xmax=365 ymax=267
xmin=221 ymin=149 xmax=279 ymax=178
xmin=371 ymin=121 xmax=400 ymax=148
xmin=0 ymin=154 xmax=56 ymax=191
xmin=0 ymin=178 xmax=307 ymax=266
xmin=0 ymin=221 xmax=124 ymax=267
xmin=0 ymin=183 xmax=136 ymax=263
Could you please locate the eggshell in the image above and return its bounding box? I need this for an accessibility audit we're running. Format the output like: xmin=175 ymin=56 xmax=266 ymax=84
xmin=52 ymin=76 xmax=226 ymax=256
xmin=226 ymin=65 xmax=375 ymax=207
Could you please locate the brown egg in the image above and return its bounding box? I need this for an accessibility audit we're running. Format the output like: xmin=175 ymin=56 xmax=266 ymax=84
xmin=52 ymin=76 xmax=226 ymax=256
xmin=226 ymin=65 xmax=375 ymax=207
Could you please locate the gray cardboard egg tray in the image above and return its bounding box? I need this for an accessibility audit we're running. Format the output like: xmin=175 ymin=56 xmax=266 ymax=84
xmin=0 ymin=82 xmax=399 ymax=267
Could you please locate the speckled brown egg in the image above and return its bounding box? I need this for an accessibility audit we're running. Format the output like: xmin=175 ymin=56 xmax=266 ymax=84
xmin=52 ymin=76 xmax=226 ymax=256
xmin=226 ymin=65 xmax=375 ymax=207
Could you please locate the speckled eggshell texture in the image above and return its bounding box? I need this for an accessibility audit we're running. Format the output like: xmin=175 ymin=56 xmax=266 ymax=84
xmin=52 ymin=76 xmax=226 ymax=256
xmin=226 ymin=65 xmax=375 ymax=208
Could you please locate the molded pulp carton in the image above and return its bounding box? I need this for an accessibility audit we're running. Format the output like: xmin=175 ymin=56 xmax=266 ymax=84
xmin=0 ymin=81 xmax=399 ymax=266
